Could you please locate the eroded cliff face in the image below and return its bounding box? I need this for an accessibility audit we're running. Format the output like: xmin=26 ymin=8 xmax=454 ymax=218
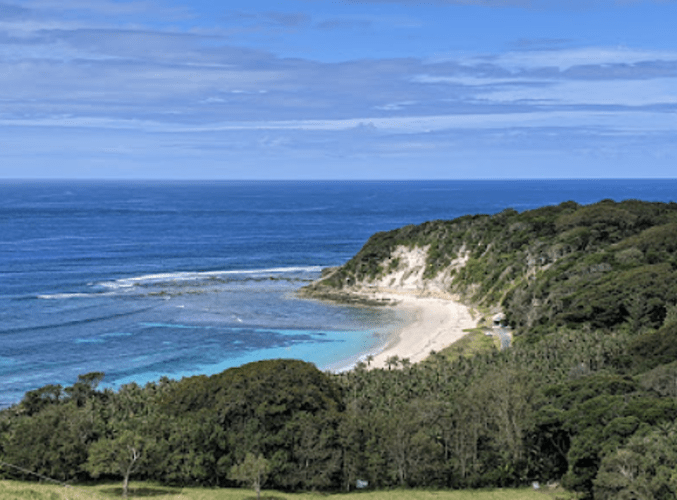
xmin=300 ymin=244 xmax=470 ymax=304
xmin=358 ymin=245 xmax=469 ymax=298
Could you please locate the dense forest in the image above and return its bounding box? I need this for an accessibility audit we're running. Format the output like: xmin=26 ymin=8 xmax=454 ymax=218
xmin=2 ymin=199 xmax=677 ymax=499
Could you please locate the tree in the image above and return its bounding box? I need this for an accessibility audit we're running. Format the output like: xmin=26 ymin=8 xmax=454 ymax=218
xmin=65 ymin=372 xmax=105 ymax=407
xmin=385 ymin=355 xmax=400 ymax=370
xmin=380 ymin=400 xmax=443 ymax=487
xmin=594 ymin=422 xmax=677 ymax=500
xmin=148 ymin=411 xmax=224 ymax=486
xmin=85 ymin=430 xmax=148 ymax=498
xmin=229 ymin=452 xmax=270 ymax=500
xmin=20 ymin=384 xmax=62 ymax=416
xmin=279 ymin=411 xmax=341 ymax=490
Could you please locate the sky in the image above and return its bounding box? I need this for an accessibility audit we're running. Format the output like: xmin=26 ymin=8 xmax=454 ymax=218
xmin=1 ymin=0 xmax=676 ymax=179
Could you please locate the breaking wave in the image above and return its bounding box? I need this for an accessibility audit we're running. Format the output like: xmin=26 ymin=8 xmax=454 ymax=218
xmin=97 ymin=266 xmax=323 ymax=290
xmin=37 ymin=292 xmax=113 ymax=300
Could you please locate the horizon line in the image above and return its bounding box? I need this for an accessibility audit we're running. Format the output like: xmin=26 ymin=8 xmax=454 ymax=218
xmin=2 ymin=177 xmax=677 ymax=183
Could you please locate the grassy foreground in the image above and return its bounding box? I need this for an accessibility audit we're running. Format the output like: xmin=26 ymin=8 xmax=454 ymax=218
xmin=0 ymin=480 xmax=579 ymax=500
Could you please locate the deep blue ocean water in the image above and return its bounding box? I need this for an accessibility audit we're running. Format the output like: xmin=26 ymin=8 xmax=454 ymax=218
xmin=1 ymin=179 xmax=676 ymax=407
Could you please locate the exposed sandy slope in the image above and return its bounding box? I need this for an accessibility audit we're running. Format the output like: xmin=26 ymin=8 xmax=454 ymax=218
xmin=365 ymin=244 xmax=468 ymax=297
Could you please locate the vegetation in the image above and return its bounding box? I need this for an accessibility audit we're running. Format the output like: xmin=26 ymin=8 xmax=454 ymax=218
xmin=2 ymin=199 xmax=677 ymax=499
xmin=308 ymin=200 xmax=677 ymax=338
xmin=0 ymin=480 xmax=579 ymax=500
xmin=432 ymin=327 xmax=498 ymax=362
xmin=229 ymin=452 xmax=271 ymax=500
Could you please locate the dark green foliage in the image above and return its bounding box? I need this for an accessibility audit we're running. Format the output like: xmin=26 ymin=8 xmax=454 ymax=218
xmin=594 ymin=421 xmax=677 ymax=500
xmin=626 ymin=321 xmax=677 ymax=372
xmin=536 ymin=373 xmax=677 ymax=497
xmin=64 ymin=372 xmax=105 ymax=407
xmin=19 ymin=385 xmax=63 ymax=417
xmin=554 ymin=202 xmax=637 ymax=243
xmin=1 ymin=401 xmax=99 ymax=482
xmin=148 ymin=411 xmax=223 ymax=486
xmin=561 ymin=263 xmax=677 ymax=330
xmin=157 ymin=359 xmax=344 ymax=490
xmin=638 ymin=360 xmax=677 ymax=397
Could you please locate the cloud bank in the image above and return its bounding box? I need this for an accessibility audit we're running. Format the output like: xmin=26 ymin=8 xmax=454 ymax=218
xmin=1 ymin=0 xmax=676 ymax=178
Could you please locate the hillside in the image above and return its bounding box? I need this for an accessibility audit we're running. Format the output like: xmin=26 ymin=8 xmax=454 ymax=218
xmin=301 ymin=199 xmax=677 ymax=342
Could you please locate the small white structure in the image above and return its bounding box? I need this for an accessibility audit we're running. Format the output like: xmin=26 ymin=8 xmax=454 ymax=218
xmin=493 ymin=313 xmax=505 ymax=327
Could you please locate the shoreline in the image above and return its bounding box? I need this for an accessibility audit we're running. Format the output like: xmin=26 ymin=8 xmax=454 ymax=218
xmin=306 ymin=287 xmax=478 ymax=370
xmin=368 ymin=291 xmax=477 ymax=369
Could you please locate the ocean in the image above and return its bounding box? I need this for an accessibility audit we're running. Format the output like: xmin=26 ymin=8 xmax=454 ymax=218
xmin=1 ymin=179 xmax=676 ymax=407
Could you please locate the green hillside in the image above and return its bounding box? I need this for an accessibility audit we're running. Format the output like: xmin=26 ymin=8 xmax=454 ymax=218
xmin=304 ymin=199 xmax=677 ymax=342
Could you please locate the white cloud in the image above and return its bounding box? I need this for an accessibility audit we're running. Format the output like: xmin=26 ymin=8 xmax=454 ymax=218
xmin=477 ymin=47 xmax=677 ymax=71
xmin=412 ymin=74 xmax=525 ymax=86
xmin=415 ymin=47 xmax=677 ymax=107
xmin=373 ymin=101 xmax=418 ymax=111
xmin=1 ymin=0 xmax=675 ymax=152
xmin=0 ymin=39 xmax=121 ymax=62
xmin=414 ymin=74 xmax=677 ymax=107
xmin=3 ymin=109 xmax=675 ymax=136
xmin=480 ymin=78 xmax=677 ymax=106
xmin=17 ymin=0 xmax=187 ymax=20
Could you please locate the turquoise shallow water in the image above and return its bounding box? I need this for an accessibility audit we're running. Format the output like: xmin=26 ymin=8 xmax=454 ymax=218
xmin=1 ymin=179 xmax=676 ymax=406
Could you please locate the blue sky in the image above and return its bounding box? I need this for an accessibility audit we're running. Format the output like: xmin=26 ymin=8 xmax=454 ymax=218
xmin=1 ymin=0 xmax=676 ymax=179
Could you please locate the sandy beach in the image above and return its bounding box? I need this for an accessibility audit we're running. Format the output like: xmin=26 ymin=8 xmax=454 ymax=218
xmin=356 ymin=290 xmax=478 ymax=369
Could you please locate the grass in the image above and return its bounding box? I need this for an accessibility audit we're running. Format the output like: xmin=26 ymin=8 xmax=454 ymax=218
xmin=436 ymin=327 xmax=498 ymax=362
xmin=0 ymin=481 xmax=580 ymax=500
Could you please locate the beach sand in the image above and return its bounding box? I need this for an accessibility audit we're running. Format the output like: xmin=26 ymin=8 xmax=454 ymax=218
xmin=359 ymin=290 xmax=478 ymax=369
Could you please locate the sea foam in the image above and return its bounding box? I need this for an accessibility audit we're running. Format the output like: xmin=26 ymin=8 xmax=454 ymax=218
xmin=97 ymin=266 xmax=323 ymax=290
